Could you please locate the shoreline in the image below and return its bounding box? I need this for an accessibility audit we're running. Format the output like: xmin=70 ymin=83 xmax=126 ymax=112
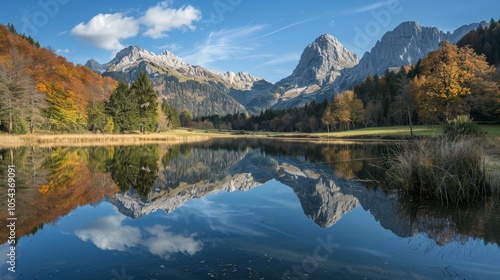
xmin=0 ymin=133 xmax=216 ymax=148
xmin=0 ymin=131 xmax=400 ymax=148
xmin=1 ymin=125 xmax=498 ymax=148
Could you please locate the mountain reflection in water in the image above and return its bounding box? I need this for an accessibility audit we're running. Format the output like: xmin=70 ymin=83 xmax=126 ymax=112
xmin=0 ymin=139 xmax=499 ymax=279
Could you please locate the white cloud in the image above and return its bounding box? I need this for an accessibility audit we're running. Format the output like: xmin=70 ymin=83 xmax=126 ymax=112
xmin=71 ymin=13 xmax=139 ymax=52
xmin=71 ymin=2 xmax=201 ymax=52
xmin=56 ymin=48 xmax=71 ymax=54
xmin=140 ymin=2 xmax=202 ymax=39
xmin=182 ymin=25 xmax=266 ymax=67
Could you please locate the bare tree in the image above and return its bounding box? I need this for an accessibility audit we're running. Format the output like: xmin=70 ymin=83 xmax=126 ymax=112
xmin=0 ymin=48 xmax=45 ymax=133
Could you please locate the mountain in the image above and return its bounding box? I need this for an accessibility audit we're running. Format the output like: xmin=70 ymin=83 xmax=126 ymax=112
xmin=337 ymin=21 xmax=486 ymax=90
xmin=84 ymin=59 xmax=107 ymax=74
xmin=249 ymin=34 xmax=360 ymax=110
xmin=85 ymin=21 xmax=485 ymax=115
xmin=85 ymin=46 xmax=273 ymax=116
xmin=248 ymin=21 xmax=482 ymax=110
xmin=279 ymin=34 xmax=360 ymax=89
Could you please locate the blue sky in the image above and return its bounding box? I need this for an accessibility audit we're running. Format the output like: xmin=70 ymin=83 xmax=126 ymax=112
xmin=0 ymin=0 xmax=498 ymax=83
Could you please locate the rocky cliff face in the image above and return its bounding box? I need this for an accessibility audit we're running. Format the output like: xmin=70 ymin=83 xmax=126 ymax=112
xmin=86 ymin=46 xmax=273 ymax=116
xmin=337 ymin=21 xmax=484 ymax=90
xmin=256 ymin=34 xmax=360 ymax=110
xmin=279 ymin=34 xmax=360 ymax=89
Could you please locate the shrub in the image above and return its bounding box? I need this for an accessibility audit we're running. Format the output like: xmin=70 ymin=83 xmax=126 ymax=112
xmin=442 ymin=115 xmax=484 ymax=139
xmin=385 ymin=137 xmax=498 ymax=204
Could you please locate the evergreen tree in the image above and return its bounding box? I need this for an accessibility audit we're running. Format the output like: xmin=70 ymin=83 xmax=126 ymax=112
xmin=179 ymin=109 xmax=192 ymax=127
xmin=161 ymin=100 xmax=181 ymax=129
xmin=130 ymin=72 xmax=158 ymax=133
xmin=106 ymin=82 xmax=139 ymax=133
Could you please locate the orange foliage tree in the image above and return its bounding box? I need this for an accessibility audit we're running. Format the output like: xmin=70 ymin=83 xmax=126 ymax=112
xmin=0 ymin=23 xmax=117 ymax=133
xmin=415 ymin=41 xmax=496 ymax=122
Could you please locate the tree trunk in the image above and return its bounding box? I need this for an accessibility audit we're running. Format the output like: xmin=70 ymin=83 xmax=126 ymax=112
xmin=408 ymin=105 xmax=414 ymax=139
xmin=8 ymin=112 xmax=13 ymax=134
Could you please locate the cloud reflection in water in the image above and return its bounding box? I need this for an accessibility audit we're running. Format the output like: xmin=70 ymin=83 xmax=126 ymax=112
xmin=75 ymin=213 xmax=203 ymax=259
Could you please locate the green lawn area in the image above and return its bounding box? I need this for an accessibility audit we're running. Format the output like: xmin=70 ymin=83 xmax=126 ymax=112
xmin=481 ymin=124 xmax=500 ymax=137
xmin=173 ymin=124 xmax=500 ymax=139
xmin=317 ymin=125 xmax=438 ymax=138
xmin=260 ymin=124 xmax=500 ymax=139
xmin=318 ymin=124 xmax=500 ymax=138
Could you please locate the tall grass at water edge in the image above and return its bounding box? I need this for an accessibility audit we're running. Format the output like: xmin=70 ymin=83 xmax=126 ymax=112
xmin=386 ymin=136 xmax=499 ymax=205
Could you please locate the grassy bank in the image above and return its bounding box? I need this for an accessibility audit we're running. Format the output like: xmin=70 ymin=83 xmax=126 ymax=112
xmin=227 ymin=124 xmax=499 ymax=139
xmin=1 ymin=124 xmax=498 ymax=148
xmin=0 ymin=131 xmax=215 ymax=148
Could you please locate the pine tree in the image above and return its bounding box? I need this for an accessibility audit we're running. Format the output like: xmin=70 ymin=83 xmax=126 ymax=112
xmin=130 ymin=72 xmax=158 ymax=133
xmin=106 ymin=82 xmax=139 ymax=133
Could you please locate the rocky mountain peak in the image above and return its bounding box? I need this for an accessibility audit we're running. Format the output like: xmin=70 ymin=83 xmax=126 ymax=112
xmin=84 ymin=59 xmax=106 ymax=73
xmin=278 ymin=34 xmax=359 ymax=89
xmin=336 ymin=21 xmax=482 ymax=91
xmin=158 ymin=49 xmax=190 ymax=70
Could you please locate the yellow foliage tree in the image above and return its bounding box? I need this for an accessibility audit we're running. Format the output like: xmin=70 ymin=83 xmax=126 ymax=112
xmin=416 ymin=41 xmax=495 ymax=122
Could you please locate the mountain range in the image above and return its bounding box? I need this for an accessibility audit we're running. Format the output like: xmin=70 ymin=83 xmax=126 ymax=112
xmin=85 ymin=21 xmax=485 ymax=116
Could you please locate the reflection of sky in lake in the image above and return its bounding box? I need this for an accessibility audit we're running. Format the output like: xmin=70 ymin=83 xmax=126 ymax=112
xmin=1 ymin=176 xmax=500 ymax=279
xmin=75 ymin=212 xmax=203 ymax=259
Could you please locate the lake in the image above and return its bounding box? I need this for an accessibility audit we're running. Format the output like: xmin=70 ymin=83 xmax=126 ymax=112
xmin=1 ymin=139 xmax=499 ymax=279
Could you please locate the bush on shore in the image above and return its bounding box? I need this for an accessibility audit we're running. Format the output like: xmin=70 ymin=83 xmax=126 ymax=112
xmin=442 ymin=115 xmax=485 ymax=139
xmin=385 ymin=137 xmax=498 ymax=204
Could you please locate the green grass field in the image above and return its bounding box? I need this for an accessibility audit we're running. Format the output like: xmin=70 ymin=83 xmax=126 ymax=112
xmin=223 ymin=124 xmax=500 ymax=139
xmin=317 ymin=125 xmax=439 ymax=138
xmin=319 ymin=124 xmax=500 ymax=138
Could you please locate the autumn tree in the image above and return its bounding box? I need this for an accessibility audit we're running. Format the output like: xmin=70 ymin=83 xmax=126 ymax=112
xmin=324 ymin=90 xmax=364 ymax=131
xmin=415 ymin=41 xmax=495 ymax=122
xmin=321 ymin=106 xmax=334 ymax=133
xmin=0 ymin=48 xmax=43 ymax=134
xmin=87 ymin=83 xmax=111 ymax=133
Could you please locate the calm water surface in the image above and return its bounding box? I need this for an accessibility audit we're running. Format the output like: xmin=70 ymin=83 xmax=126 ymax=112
xmin=1 ymin=139 xmax=499 ymax=279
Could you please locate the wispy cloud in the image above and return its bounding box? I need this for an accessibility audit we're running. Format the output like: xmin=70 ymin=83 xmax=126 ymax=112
xmin=181 ymin=25 xmax=267 ymax=67
xmin=347 ymin=0 xmax=398 ymax=14
xmin=259 ymin=16 xmax=323 ymax=38
xmin=261 ymin=52 xmax=301 ymax=67
xmin=156 ymin=43 xmax=180 ymax=51
xmin=260 ymin=0 xmax=397 ymax=38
